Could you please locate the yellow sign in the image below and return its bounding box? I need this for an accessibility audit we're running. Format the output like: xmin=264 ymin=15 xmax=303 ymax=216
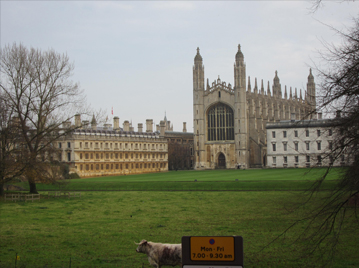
xmin=190 ymin=236 xmax=235 ymax=261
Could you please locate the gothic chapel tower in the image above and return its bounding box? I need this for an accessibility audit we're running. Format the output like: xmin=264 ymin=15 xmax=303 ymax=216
xmin=193 ymin=48 xmax=206 ymax=168
xmin=234 ymin=45 xmax=249 ymax=168
xmin=193 ymin=45 xmax=250 ymax=169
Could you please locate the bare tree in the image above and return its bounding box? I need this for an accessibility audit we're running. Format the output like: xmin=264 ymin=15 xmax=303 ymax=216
xmin=0 ymin=93 xmax=28 ymax=196
xmin=274 ymin=16 xmax=359 ymax=266
xmin=0 ymin=43 xmax=89 ymax=193
xmin=168 ymin=141 xmax=192 ymax=171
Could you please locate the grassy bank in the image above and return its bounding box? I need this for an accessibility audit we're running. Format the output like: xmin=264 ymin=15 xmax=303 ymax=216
xmin=1 ymin=191 xmax=358 ymax=267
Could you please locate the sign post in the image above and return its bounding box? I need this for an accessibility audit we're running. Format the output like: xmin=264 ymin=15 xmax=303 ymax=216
xmin=182 ymin=236 xmax=243 ymax=268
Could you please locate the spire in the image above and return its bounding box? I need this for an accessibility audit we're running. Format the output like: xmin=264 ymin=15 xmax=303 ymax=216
xmin=261 ymin=79 xmax=264 ymax=95
xmin=267 ymin=81 xmax=271 ymax=96
xmin=91 ymin=114 xmax=96 ymax=125
xmin=284 ymin=85 xmax=287 ymax=99
xmin=247 ymin=76 xmax=251 ymax=92
xmin=235 ymin=44 xmax=244 ymax=66
xmin=300 ymin=89 xmax=302 ymax=100
xmin=254 ymin=78 xmax=258 ymax=94
xmin=194 ymin=47 xmax=203 ymax=63
xmin=295 ymin=88 xmax=298 ymax=99
xmin=308 ymin=68 xmax=314 ymax=81
xmin=290 ymin=87 xmax=293 ymax=99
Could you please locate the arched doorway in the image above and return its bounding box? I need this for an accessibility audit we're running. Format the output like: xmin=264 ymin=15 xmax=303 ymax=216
xmin=218 ymin=153 xmax=226 ymax=169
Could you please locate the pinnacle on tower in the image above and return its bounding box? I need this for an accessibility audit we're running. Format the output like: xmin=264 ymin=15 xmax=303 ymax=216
xmin=308 ymin=68 xmax=314 ymax=80
xmin=261 ymin=79 xmax=264 ymax=95
xmin=254 ymin=78 xmax=258 ymax=94
xmin=235 ymin=44 xmax=244 ymax=65
xmin=194 ymin=47 xmax=203 ymax=63
xmin=247 ymin=76 xmax=251 ymax=92
xmin=267 ymin=81 xmax=271 ymax=96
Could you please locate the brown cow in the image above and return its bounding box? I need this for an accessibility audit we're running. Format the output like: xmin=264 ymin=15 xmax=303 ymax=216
xmin=135 ymin=239 xmax=182 ymax=268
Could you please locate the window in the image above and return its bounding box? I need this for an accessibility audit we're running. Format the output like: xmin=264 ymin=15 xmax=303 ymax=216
xmin=80 ymin=153 xmax=83 ymax=159
xmin=306 ymin=155 xmax=310 ymax=162
xmin=329 ymin=129 xmax=332 ymax=136
xmin=207 ymin=103 xmax=234 ymax=141
xmin=272 ymin=143 xmax=276 ymax=152
xmin=294 ymin=130 xmax=298 ymax=137
xmin=283 ymin=143 xmax=287 ymax=151
xmin=294 ymin=142 xmax=298 ymax=151
xmin=272 ymin=157 xmax=276 ymax=164
xmin=283 ymin=131 xmax=287 ymax=138
xmin=306 ymin=130 xmax=309 ymax=137
xmin=67 ymin=142 xmax=71 ymax=148
xmin=328 ymin=141 xmax=333 ymax=150
xmin=284 ymin=156 xmax=287 ymax=163
xmin=341 ymin=155 xmax=345 ymax=162
xmin=272 ymin=131 xmax=276 ymax=138
xmin=317 ymin=155 xmax=322 ymax=164
xmin=306 ymin=142 xmax=310 ymax=150
xmin=67 ymin=153 xmax=71 ymax=161
xmin=317 ymin=130 xmax=321 ymax=137
xmin=58 ymin=142 xmax=62 ymax=149
xmin=295 ymin=156 xmax=299 ymax=163
xmin=317 ymin=141 xmax=321 ymax=150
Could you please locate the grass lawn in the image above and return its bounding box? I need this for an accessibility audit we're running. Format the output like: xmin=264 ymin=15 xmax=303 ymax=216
xmin=29 ymin=167 xmax=343 ymax=191
xmin=1 ymin=168 xmax=357 ymax=267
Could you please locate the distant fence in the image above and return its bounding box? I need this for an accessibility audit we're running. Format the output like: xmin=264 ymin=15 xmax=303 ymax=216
xmin=48 ymin=191 xmax=81 ymax=198
xmin=4 ymin=193 xmax=40 ymax=202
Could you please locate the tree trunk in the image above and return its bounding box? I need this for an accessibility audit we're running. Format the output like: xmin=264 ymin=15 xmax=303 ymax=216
xmin=29 ymin=181 xmax=38 ymax=194
xmin=0 ymin=183 xmax=4 ymax=197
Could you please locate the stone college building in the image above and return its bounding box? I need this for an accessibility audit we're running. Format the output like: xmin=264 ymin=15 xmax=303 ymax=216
xmin=193 ymin=45 xmax=316 ymax=169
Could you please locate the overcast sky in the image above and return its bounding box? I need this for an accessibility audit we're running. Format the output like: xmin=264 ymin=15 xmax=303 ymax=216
xmin=1 ymin=1 xmax=358 ymax=132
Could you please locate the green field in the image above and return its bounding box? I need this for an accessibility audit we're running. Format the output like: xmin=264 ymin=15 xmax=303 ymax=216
xmin=1 ymin=168 xmax=358 ymax=268
xmin=27 ymin=168 xmax=342 ymax=192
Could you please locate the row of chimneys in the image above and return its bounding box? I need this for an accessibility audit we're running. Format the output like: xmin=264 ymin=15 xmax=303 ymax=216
xmin=71 ymin=114 xmax=187 ymax=133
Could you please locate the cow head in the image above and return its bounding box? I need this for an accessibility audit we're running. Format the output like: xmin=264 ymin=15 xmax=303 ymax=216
xmin=135 ymin=239 xmax=148 ymax=253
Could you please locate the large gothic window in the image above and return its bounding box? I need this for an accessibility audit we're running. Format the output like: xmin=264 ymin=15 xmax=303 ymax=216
xmin=207 ymin=103 xmax=234 ymax=141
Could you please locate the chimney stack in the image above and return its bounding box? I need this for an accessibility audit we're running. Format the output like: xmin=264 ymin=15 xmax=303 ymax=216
xmin=146 ymin=119 xmax=153 ymax=132
xmin=75 ymin=114 xmax=81 ymax=128
xmin=138 ymin=123 xmax=143 ymax=132
xmin=160 ymin=120 xmax=165 ymax=138
xmin=113 ymin=117 xmax=120 ymax=130
xmin=123 ymin=120 xmax=130 ymax=131
xmin=183 ymin=122 xmax=187 ymax=133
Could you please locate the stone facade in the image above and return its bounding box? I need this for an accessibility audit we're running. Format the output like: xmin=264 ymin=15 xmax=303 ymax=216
xmin=266 ymin=117 xmax=348 ymax=168
xmin=58 ymin=115 xmax=168 ymax=177
xmin=193 ymin=45 xmax=316 ymax=169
